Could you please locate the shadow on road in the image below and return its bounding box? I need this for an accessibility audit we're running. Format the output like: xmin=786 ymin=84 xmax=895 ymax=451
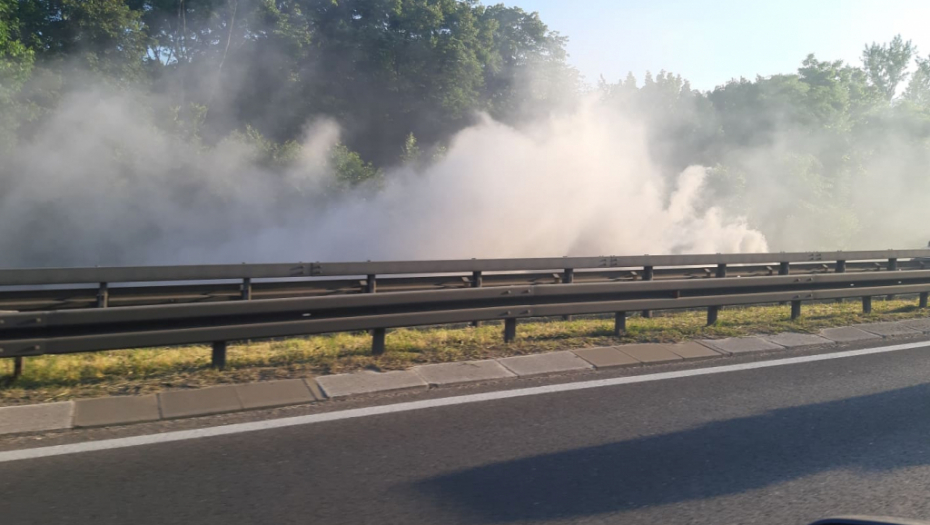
xmin=414 ymin=382 xmax=930 ymax=523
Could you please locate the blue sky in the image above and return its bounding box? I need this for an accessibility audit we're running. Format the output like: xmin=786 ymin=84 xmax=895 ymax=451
xmin=508 ymin=0 xmax=930 ymax=91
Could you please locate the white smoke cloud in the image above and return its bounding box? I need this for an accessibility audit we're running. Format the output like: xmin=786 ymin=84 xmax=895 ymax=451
xmin=281 ymin=102 xmax=768 ymax=261
xmin=0 ymin=92 xmax=766 ymax=267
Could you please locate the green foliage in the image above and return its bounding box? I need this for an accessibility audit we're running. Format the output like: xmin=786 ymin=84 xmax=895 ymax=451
xmin=330 ymin=143 xmax=381 ymax=187
xmin=903 ymin=55 xmax=930 ymax=106
xmin=862 ymin=35 xmax=915 ymax=101
xmin=0 ymin=0 xmax=34 ymax=149
xmin=400 ymin=132 xmax=421 ymax=166
xmin=5 ymin=3 xmax=930 ymax=253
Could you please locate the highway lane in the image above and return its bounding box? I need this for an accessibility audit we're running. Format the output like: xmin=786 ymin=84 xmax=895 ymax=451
xmin=6 ymin=344 xmax=930 ymax=524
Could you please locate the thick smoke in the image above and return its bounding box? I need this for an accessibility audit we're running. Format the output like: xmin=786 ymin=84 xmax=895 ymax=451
xmin=0 ymin=92 xmax=767 ymax=267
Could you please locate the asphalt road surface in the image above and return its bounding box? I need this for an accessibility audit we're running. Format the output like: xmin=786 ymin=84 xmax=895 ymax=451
xmin=7 ymin=344 xmax=930 ymax=525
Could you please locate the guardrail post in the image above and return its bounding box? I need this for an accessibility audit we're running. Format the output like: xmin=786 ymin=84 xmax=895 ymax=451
xmin=834 ymin=261 xmax=846 ymax=303
xmin=96 ymin=282 xmax=108 ymax=308
xmin=10 ymin=357 xmax=23 ymax=380
xmin=862 ymin=296 xmax=872 ymax=314
xmin=241 ymin=278 xmax=252 ymax=300
xmin=211 ymin=341 xmax=227 ymax=369
xmin=471 ymin=271 xmax=483 ymax=327
xmin=885 ymin=258 xmax=899 ymax=300
xmin=366 ymin=275 xmax=379 ymax=342
xmin=707 ymin=305 xmax=719 ymax=326
xmin=503 ymin=318 xmax=517 ymax=343
xmin=920 ymin=292 xmax=929 ymax=309
xmin=372 ymin=328 xmax=386 ymax=355
xmin=614 ymin=312 xmax=627 ymax=335
xmin=716 ymin=264 xmax=727 ymax=278
xmin=778 ymin=262 xmax=790 ymax=305
xmin=790 ymin=300 xmax=802 ymax=320
xmin=562 ymin=269 xmax=574 ymax=321
xmin=642 ymin=266 xmax=654 ymax=318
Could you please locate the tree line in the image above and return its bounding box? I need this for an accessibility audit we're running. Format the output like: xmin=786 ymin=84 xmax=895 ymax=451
xmin=0 ymin=0 xmax=576 ymax=169
xmin=3 ymin=0 xmax=930 ymax=250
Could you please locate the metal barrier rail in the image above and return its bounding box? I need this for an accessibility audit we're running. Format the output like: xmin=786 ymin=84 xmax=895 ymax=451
xmin=1 ymin=268 xmax=929 ymax=375
xmin=2 ymin=249 xmax=929 ymax=285
xmin=2 ymin=253 xmax=929 ymax=313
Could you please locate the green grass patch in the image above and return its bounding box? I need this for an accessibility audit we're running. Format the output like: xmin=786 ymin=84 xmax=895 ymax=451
xmin=1 ymin=299 xmax=927 ymax=404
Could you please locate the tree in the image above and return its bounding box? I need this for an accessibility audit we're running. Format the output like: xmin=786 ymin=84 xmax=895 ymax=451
xmin=0 ymin=0 xmax=35 ymax=149
xmin=479 ymin=4 xmax=577 ymax=121
xmin=17 ymin=0 xmax=148 ymax=81
xmin=400 ymin=132 xmax=421 ymax=166
xmin=862 ymin=34 xmax=915 ymax=101
xmin=903 ymin=55 xmax=930 ymax=107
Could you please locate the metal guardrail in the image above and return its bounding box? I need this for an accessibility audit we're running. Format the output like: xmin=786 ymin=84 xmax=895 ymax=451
xmin=2 ymin=250 xmax=929 ymax=313
xmin=1 ymin=256 xmax=929 ymax=376
xmin=2 ymin=249 xmax=930 ymax=285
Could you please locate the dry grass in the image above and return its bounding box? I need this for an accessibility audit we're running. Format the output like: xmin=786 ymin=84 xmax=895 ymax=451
xmin=1 ymin=298 xmax=927 ymax=405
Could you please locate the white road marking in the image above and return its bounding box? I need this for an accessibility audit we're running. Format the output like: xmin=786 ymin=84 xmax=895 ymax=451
xmin=1 ymin=340 xmax=928 ymax=463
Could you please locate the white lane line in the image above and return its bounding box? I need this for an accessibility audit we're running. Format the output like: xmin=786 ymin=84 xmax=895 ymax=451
xmin=1 ymin=340 xmax=928 ymax=464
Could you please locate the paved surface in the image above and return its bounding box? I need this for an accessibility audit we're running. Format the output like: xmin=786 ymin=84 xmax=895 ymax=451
xmin=821 ymin=326 xmax=882 ymax=342
xmin=498 ymin=351 xmax=592 ymax=376
xmin=573 ymin=346 xmax=640 ymax=368
xmin=0 ymin=402 xmax=72 ymax=434
xmin=74 ymin=395 xmax=160 ymax=427
xmin=316 ymin=370 xmax=426 ymax=397
xmin=859 ymin=322 xmax=922 ymax=337
xmin=0 ymin=321 xmax=923 ymax=435
xmin=5 ymin=342 xmax=930 ymax=524
xmin=700 ymin=336 xmax=785 ymax=354
xmin=415 ymin=360 xmax=515 ymax=385
xmin=765 ymin=332 xmax=833 ymax=348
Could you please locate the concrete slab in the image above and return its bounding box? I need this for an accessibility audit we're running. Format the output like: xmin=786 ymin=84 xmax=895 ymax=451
xmin=158 ymin=386 xmax=243 ymax=419
xmin=573 ymin=347 xmax=641 ymax=369
xmin=820 ymin=326 xmax=882 ymax=343
xmin=666 ymin=341 xmax=721 ymax=359
xmin=304 ymin=378 xmax=327 ymax=400
xmin=900 ymin=318 xmax=930 ymax=334
xmin=616 ymin=344 xmax=683 ymax=363
xmin=235 ymin=379 xmax=315 ymax=409
xmin=0 ymin=401 xmax=73 ymax=435
xmin=857 ymin=322 xmax=920 ymax=338
xmin=414 ymin=360 xmax=515 ymax=386
xmin=315 ymin=370 xmax=426 ymax=398
xmin=498 ymin=351 xmax=593 ymax=377
xmin=764 ymin=332 xmax=834 ymax=349
xmin=73 ymin=395 xmax=159 ymax=427
xmin=700 ymin=337 xmax=784 ymax=355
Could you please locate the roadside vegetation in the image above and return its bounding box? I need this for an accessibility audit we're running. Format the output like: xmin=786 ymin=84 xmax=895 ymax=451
xmin=2 ymin=299 xmax=927 ymax=404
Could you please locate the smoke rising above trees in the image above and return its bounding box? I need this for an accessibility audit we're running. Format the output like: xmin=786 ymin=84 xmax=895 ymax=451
xmin=1 ymin=0 xmax=930 ymax=266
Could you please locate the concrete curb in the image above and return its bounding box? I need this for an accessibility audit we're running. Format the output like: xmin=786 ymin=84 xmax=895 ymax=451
xmin=0 ymin=319 xmax=927 ymax=436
